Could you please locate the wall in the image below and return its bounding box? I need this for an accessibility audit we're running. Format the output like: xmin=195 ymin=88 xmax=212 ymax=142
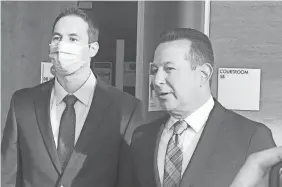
xmin=1 ymin=1 xmax=77 ymax=130
xmin=210 ymin=1 xmax=282 ymax=145
xmin=137 ymin=1 xmax=205 ymax=122
xmin=83 ymin=2 xmax=137 ymax=88
xmin=84 ymin=2 xmax=137 ymax=63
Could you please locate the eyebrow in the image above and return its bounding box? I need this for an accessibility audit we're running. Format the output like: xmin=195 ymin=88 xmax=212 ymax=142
xmin=52 ymin=32 xmax=80 ymax=38
xmin=151 ymin=64 xmax=158 ymax=68
xmin=52 ymin=32 xmax=62 ymax=37
xmin=69 ymin=33 xmax=79 ymax=38
xmin=164 ymin=61 xmax=175 ymax=66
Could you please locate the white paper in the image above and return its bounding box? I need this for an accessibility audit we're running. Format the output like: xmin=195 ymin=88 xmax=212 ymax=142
xmin=218 ymin=68 xmax=261 ymax=111
xmin=148 ymin=63 xmax=163 ymax=112
xmin=41 ymin=62 xmax=55 ymax=83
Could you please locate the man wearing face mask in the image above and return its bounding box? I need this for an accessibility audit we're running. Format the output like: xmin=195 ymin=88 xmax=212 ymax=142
xmin=1 ymin=7 xmax=144 ymax=187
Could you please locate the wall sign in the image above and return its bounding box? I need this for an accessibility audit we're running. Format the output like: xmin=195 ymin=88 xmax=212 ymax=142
xmin=218 ymin=68 xmax=261 ymax=111
xmin=41 ymin=62 xmax=55 ymax=83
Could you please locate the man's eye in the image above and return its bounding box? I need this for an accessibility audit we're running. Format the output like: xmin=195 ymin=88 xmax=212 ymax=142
xmin=52 ymin=36 xmax=60 ymax=41
xmin=151 ymin=67 xmax=158 ymax=75
xmin=70 ymin=38 xmax=78 ymax=42
xmin=165 ymin=67 xmax=175 ymax=71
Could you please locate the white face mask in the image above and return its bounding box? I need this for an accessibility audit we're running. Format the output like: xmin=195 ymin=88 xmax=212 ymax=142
xmin=49 ymin=41 xmax=90 ymax=75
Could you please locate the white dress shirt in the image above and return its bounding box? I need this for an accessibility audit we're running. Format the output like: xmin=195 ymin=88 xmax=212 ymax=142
xmin=158 ymin=96 xmax=215 ymax=185
xmin=50 ymin=71 xmax=96 ymax=148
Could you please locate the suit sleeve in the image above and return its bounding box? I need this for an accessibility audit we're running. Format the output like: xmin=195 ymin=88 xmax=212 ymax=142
xmin=123 ymin=100 xmax=145 ymax=145
xmin=117 ymin=136 xmax=136 ymax=187
xmin=117 ymin=100 xmax=145 ymax=187
xmin=247 ymin=123 xmax=276 ymax=156
xmin=1 ymin=94 xmax=22 ymax=187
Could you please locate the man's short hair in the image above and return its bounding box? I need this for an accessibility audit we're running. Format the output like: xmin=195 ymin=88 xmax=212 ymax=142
xmin=52 ymin=7 xmax=99 ymax=43
xmin=159 ymin=28 xmax=214 ymax=70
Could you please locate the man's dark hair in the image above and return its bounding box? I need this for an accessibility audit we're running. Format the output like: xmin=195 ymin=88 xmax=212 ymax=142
xmin=159 ymin=28 xmax=214 ymax=70
xmin=52 ymin=7 xmax=99 ymax=43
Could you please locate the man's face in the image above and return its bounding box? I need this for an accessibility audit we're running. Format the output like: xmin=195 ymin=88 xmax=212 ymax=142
xmin=50 ymin=15 xmax=99 ymax=76
xmin=152 ymin=40 xmax=202 ymax=113
xmin=52 ymin=15 xmax=89 ymax=47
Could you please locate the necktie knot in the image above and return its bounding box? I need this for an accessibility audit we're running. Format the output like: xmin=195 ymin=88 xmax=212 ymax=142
xmin=63 ymin=95 xmax=77 ymax=107
xmin=173 ymin=120 xmax=188 ymax=136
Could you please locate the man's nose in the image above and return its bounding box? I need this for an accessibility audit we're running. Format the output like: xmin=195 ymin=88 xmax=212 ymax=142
xmin=153 ymin=69 xmax=165 ymax=86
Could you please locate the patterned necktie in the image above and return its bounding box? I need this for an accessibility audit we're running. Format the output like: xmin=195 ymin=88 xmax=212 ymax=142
xmin=57 ymin=95 xmax=77 ymax=170
xmin=163 ymin=120 xmax=188 ymax=187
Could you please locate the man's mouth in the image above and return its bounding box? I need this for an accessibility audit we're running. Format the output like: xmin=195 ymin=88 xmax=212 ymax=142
xmin=157 ymin=92 xmax=171 ymax=97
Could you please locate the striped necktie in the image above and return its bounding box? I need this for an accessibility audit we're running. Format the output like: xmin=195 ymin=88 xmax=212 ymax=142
xmin=163 ymin=120 xmax=188 ymax=187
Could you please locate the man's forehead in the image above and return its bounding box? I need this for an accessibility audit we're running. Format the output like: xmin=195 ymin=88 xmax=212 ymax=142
xmin=156 ymin=39 xmax=192 ymax=53
xmin=154 ymin=40 xmax=191 ymax=61
xmin=53 ymin=15 xmax=88 ymax=35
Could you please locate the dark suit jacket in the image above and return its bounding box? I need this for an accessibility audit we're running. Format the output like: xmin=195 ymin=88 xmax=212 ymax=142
xmin=119 ymin=100 xmax=276 ymax=187
xmin=1 ymin=78 xmax=144 ymax=187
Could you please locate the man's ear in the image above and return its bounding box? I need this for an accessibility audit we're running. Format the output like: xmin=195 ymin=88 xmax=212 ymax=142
xmin=89 ymin=42 xmax=99 ymax=57
xmin=199 ymin=63 xmax=213 ymax=85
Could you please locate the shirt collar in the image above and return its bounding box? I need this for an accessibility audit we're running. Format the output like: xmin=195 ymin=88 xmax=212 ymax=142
xmin=166 ymin=96 xmax=215 ymax=133
xmin=54 ymin=79 xmax=68 ymax=105
xmin=54 ymin=71 xmax=96 ymax=106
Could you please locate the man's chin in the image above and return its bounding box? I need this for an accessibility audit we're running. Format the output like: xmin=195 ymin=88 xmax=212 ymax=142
xmin=55 ymin=68 xmax=81 ymax=77
xmin=55 ymin=71 xmax=73 ymax=77
xmin=159 ymin=101 xmax=174 ymax=112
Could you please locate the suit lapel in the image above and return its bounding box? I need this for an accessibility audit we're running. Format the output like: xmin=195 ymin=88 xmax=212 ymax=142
xmin=34 ymin=79 xmax=62 ymax=174
xmin=180 ymin=100 xmax=226 ymax=187
xmin=65 ymin=79 xmax=114 ymax=169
